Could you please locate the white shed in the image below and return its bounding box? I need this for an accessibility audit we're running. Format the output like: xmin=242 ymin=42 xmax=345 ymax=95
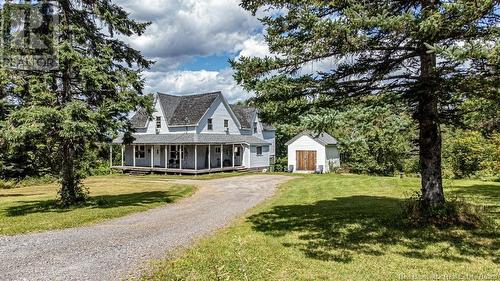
xmin=286 ymin=131 xmax=340 ymax=173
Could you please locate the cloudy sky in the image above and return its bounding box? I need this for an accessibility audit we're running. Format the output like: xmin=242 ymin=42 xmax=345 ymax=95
xmin=116 ymin=0 xmax=271 ymax=103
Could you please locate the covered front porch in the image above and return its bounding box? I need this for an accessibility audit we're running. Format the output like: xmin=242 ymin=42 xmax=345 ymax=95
xmin=110 ymin=143 xmax=247 ymax=174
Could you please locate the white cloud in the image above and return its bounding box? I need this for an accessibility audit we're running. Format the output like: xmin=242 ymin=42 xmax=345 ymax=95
xmin=143 ymin=68 xmax=252 ymax=103
xmin=235 ymin=35 xmax=271 ymax=58
xmin=118 ymin=0 xmax=262 ymax=58
xmin=114 ymin=0 xmax=270 ymax=101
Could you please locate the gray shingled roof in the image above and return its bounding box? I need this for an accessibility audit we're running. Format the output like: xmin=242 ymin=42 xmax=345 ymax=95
xmin=262 ymin=123 xmax=276 ymax=131
xmin=130 ymin=91 xmax=275 ymax=130
xmin=157 ymin=93 xmax=181 ymax=124
xmin=113 ymin=133 xmax=270 ymax=145
xmin=130 ymin=92 xmax=220 ymax=128
xmin=285 ymin=131 xmax=338 ymax=146
xmin=230 ymin=104 xmax=276 ymax=131
xmin=169 ymin=92 xmax=220 ymax=126
xmin=230 ymin=104 xmax=255 ymax=129
xmin=130 ymin=108 xmax=149 ymax=128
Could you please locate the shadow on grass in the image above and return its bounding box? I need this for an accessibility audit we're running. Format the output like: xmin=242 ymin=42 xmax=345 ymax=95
xmin=6 ymin=191 xmax=183 ymax=216
xmin=248 ymin=194 xmax=499 ymax=264
xmin=449 ymin=184 xmax=500 ymax=200
xmin=0 ymin=193 xmax=44 ymax=197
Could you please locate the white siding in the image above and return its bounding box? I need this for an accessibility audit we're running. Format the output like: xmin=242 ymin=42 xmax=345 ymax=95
xmin=144 ymin=97 xmax=169 ymax=134
xmin=197 ymin=97 xmax=240 ymax=134
xmin=287 ymin=135 xmax=326 ymax=172
xmin=251 ymin=115 xmax=263 ymax=138
xmin=249 ymin=145 xmax=270 ymax=168
xmin=243 ymin=145 xmax=251 ymax=167
xmin=169 ymin=126 xmax=196 ymax=133
xmin=263 ymin=130 xmax=275 ymax=156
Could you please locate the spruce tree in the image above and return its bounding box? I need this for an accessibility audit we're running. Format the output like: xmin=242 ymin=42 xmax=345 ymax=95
xmin=1 ymin=0 xmax=152 ymax=205
xmin=232 ymin=0 xmax=499 ymax=207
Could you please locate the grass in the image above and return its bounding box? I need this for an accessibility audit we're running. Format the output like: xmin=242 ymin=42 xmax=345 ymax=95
xmin=143 ymin=174 xmax=500 ymax=281
xmin=0 ymin=175 xmax=196 ymax=235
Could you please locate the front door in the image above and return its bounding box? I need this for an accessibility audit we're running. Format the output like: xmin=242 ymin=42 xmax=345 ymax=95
xmin=153 ymin=145 xmax=161 ymax=167
xmin=296 ymin=150 xmax=317 ymax=171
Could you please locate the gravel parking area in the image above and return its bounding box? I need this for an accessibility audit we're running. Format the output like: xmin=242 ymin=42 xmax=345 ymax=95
xmin=0 ymin=175 xmax=293 ymax=281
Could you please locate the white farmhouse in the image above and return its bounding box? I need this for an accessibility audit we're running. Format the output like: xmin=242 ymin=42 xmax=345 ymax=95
xmin=111 ymin=91 xmax=275 ymax=174
xmin=286 ymin=131 xmax=340 ymax=173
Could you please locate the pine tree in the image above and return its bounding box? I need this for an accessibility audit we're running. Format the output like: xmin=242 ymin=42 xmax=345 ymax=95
xmin=232 ymin=0 xmax=499 ymax=207
xmin=1 ymin=0 xmax=152 ymax=205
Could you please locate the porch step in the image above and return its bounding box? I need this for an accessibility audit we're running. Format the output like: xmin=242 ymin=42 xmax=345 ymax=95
xmin=127 ymin=170 xmax=151 ymax=176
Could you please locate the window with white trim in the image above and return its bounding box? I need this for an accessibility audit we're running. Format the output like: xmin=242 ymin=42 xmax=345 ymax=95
xmin=156 ymin=116 xmax=161 ymax=129
xmin=253 ymin=122 xmax=258 ymax=134
xmin=256 ymin=146 xmax=263 ymax=156
xmin=135 ymin=145 xmax=145 ymax=159
xmin=207 ymin=118 xmax=213 ymax=130
xmin=224 ymin=119 xmax=229 ymax=130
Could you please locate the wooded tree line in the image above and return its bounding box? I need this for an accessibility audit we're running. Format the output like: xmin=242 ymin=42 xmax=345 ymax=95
xmin=233 ymin=0 xmax=499 ymax=207
xmin=272 ymin=96 xmax=499 ymax=180
xmin=1 ymin=0 xmax=499 ymax=211
xmin=0 ymin=0 xmax=151 ymax=204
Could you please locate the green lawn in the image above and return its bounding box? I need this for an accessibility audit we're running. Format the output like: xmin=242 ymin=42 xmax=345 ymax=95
xmin=0 ymin=175 xmax=196 ymax=235
xmin=143 ymin=174 xmax=500 ymax=281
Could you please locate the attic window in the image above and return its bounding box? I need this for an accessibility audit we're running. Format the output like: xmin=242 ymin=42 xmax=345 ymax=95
xmin=224 ymin=119 xmax=229 ymax=130
xmin=253 ymin=122 xmax=258 ymax=134
xmin=208 ymin=118 xmax=213 ymax=130
xmin=156 ymin=116 xmax=161 ymax=129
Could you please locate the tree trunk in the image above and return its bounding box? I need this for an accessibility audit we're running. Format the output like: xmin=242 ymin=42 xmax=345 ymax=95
xmin=60 ymin=141 xmax=80 ymax=205
xmin=418 ymin=52 xmax=445 ymax=207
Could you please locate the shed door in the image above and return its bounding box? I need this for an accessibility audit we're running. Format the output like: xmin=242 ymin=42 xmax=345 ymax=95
xmin=296 ymin=150 xmax=317 ymax=171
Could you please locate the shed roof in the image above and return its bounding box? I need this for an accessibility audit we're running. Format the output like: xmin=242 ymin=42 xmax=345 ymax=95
xmin=285 ymin=131 xmax=338 ymax=146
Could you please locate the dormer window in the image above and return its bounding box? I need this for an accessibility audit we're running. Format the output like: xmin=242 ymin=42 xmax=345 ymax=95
xmin=208 ymin=118 xmax=213 ymax=130
xmin=156 ymin=116 xmax=161 ymax=129
xmin=253 ymin=122 xmax=258 ymax=134
xmin=224 ymin=119 xmax=229 ymax=130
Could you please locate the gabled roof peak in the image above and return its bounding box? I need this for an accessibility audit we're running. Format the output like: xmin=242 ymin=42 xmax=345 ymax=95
xmin=285 ymin=131 xmax=338 ymax=146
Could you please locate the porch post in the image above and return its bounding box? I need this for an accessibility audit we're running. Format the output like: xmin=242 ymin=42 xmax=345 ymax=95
xmin=165 ymin=145 xmax=168 ymax=169
xmin=133 ymin=145 xmax=136 ymax=167
xmin=220 ymin=144 xmax=223 ymax=169
xmin=232 ymin=144 xmax=235 ymax=168
xmin=195 ymin=145 xmax=198 ymax=171
xmin=121 ymin=145 xmax=124 ymax=167
xmin=109 ymin=145 xmax=113 ymax=173
xmin=150 ymin=145 xmax=154 ymax=168
xmin=179 ymin=145 xmax=183 ymax=170
xmin=208 ymin=144 xmax=211 ymax=170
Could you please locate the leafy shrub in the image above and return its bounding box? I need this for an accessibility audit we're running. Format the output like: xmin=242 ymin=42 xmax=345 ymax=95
xmin=0 ymin=175 xmax=57 ymax=189
xmin=0 ymin=179 xmax=17 ymax=189
xmin=442 ymin=130 xmax=499 ymax=179
xmin=401 ymin=193 xmax=491 ymax=228
xmin=272 ymin=157 xmax=288 ymax=172
xmin=19 ymin=175 xmax=57 ymax=186
xmin=94 ymin=198 xmax=111 ymax=207
xmin=89 ymin=161 xmax=112 ymax=176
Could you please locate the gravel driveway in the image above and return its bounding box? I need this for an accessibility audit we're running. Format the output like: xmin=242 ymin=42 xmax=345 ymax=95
xmin=0 ymin=175 xmax=293 ymax=281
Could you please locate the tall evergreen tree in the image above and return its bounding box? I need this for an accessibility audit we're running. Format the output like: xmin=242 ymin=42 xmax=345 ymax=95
xmin=0 ymin=0 xmax=152 ymax=205
xmin=233 ymin=0 xmax=499 ymax=207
